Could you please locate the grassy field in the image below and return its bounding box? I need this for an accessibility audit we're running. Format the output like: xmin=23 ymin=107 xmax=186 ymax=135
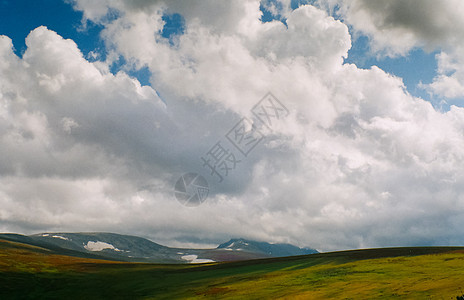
xmin=1 ymin=238 xmax=464 ymax=299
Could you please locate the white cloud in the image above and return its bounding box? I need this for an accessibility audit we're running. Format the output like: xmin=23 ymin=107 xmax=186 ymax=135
xmin=321 ymin=0 xmax=464 ymax=56
xmin=61 ymin=117 xmax=79 ymax=133
xmin=424 ymin=48 xmax=464 ymax=99
xmin=1 ymin=2 xmax=464 ymax=252
xmin=319 ymin=0 xmax=464 ymax=100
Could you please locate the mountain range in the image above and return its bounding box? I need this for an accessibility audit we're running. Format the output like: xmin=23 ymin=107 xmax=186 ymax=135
xmin=0 ymin=232 xmax=317 ymax=263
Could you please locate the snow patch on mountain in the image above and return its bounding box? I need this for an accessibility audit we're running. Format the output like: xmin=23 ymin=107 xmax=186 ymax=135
xmin=52 ymin=235 xmax=69 ymax=240
xmin=84 ymin=241 xmax=122 ymax=252
xmin=224 ymin=240 xmax=249 ymax=250
xmin=181 ymin=254 xmax=215 ymax=263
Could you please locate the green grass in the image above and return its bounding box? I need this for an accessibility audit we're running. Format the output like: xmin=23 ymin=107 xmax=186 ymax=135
xmin=1 ymin=239 xmax=464 ymax=299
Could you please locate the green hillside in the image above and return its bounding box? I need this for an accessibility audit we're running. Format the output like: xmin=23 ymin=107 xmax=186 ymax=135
xmin=1 ymin=238 xmax=464 ymax=299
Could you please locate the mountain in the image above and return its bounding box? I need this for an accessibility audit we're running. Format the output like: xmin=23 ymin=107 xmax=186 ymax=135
xmin=217 ymin=238 xmax=318 ymax=256
xmin=29 ymin=232 xmax=179 ymax=263
xmin=0 ymin=232 xmax=318 ymax=264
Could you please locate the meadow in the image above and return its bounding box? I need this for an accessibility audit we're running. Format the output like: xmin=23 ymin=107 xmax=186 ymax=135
xmin=1 ymin=238 xmax=464 ymax=299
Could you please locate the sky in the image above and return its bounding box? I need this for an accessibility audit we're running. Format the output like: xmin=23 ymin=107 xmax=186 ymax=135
xmin=1 ymin=0 xmax=464 ymax=251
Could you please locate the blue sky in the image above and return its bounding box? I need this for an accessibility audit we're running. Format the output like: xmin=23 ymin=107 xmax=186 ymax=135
xmin=345 ymin=35 xmax=438 ymax=103
xmin=0 ymin=0 xmax=102 ymax=58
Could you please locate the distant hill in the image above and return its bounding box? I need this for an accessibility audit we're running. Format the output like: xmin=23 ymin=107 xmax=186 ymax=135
xmin=217 ymin=238 xmax=318 ymax=256
xmin=28 ymin=232 xmax=178 ymax=263
xmin=0 ymin=232 xmax=318 ymax=264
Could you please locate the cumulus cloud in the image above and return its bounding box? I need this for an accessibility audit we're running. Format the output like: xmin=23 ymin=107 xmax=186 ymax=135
xmin=1 ymin=1 xmax=464 ymax=251
xmin=320 ymin=0 xmax=464 ymax=55
xmin=320 ymin=0 xmax=464 ymax=100
xmin=424 ymin=47 xmax=464 ymax=100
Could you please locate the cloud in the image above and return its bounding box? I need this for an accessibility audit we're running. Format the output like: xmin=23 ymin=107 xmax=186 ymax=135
xmin=423 ymin=47 xmax=464 ymax=100
xmin=1 ymin=2 xmax=464 ymax=251
xmin=321 ymin=0 xmax=464 ymax=55
xmin=319 ymin=0 xmax=464 ymax=100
